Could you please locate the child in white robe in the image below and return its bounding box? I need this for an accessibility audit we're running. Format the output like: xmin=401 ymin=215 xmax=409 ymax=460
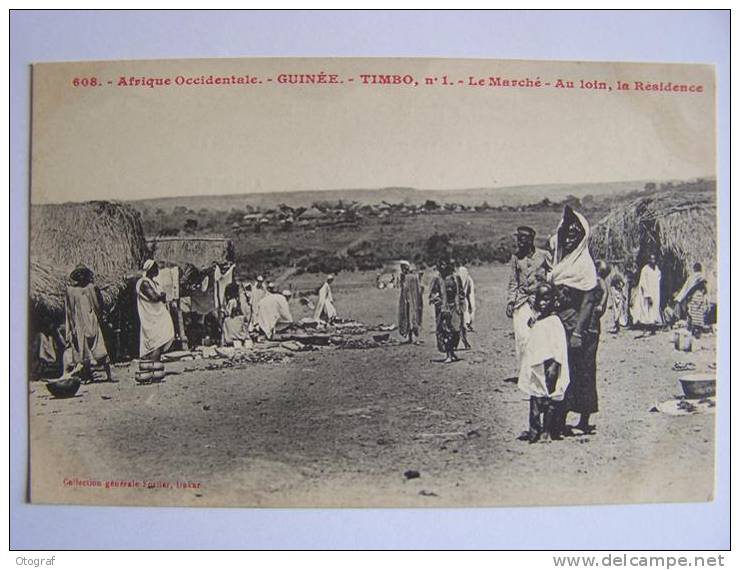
xmin=518 ymin=283 xmax=571 ymax=443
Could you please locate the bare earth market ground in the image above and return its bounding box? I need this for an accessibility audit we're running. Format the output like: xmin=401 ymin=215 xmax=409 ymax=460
xmin=30 ymin=264 xmax=715 ymax=507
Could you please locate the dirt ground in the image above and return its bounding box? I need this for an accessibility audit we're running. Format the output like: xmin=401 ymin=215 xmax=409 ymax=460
xmin=29 ymin=264 xmax=716 ymax=508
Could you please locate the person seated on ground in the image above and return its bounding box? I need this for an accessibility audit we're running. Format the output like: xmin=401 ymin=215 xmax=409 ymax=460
xmin=221 ymin=295 xmax=250 ymax=347
xmin=517 ymin=283 xmax=571 ymax=444
xmin=255 ymin=288 xmax=294 ymax=340
xmin=65 ymin=263 xmax=114 ymax=382
xmin=314 ymin=274 xmax=337 ymax=324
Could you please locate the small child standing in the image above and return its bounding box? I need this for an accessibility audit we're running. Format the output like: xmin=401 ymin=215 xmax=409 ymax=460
xmin=517 ymin=283 xmax=571 ymax=443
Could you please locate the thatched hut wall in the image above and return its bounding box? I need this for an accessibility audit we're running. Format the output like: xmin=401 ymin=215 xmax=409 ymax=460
xmin=29 ymin=201 xmax=148 ymax=364
xmin=591 ymin=191 xmax=717 ymax=302
xmin=147 ymin=236 xmax=234 ymax=268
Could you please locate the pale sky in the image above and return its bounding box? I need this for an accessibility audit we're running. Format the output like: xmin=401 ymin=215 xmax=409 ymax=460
xmin=31 ymin=58 xmax=715 ymax=204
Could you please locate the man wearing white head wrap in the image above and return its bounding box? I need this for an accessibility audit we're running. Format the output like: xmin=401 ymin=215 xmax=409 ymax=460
xmin=314 ymin=274 xmax=337 ymax=323
xmin=136 ymin=259 xmax=175 ymax=362
xmin=548 ymin=206 xmax=602 ymax=436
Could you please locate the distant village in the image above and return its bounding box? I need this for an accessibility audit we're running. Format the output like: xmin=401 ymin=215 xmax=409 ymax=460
xmin=140 ymin=178 xmax=715 ymax=238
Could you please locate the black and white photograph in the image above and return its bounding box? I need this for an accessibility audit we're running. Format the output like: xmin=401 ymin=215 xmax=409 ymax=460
xmin=27 ymin=56 xmax=717 ymax=508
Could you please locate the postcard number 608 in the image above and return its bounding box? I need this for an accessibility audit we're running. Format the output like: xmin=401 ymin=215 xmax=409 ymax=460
xmin=72 ymin=77 xmax=99 ymax=87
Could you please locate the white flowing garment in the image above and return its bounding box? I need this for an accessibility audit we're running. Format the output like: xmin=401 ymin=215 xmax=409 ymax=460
xmin=313 ymin=282 xmax=337 ymax=322
xmin=512 ymin=302 xmax=534 ymax=365
xmin=457 ymin=266 xmax=476 ymax=326
xmin=136 ymin=276 xmax=175 ymax=357
xmin=213 ymin=264 xmax=235 ymax=314
xmin=549 ymin=210 xmax=598 ymax=292
xmin=517 ymin=315 xmax=571 ymax=401
xmin=256 ymin=293 xmax=293 ymax=339
xmin=633 ymin=265 xmax=662 ymax=325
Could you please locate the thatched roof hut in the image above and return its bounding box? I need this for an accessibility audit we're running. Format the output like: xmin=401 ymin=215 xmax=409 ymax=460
xmin=590 ymin=191 xmax=717 ymax=300
xmin=29 ymin=201 xmax=148 ymax=366
xmin=30 ymin=201 xmax=148 ymax=324
xmin=147 ymin=235 xmax=234 ymax=268
xmin=31 ymin=201 xmax=148 ymax=279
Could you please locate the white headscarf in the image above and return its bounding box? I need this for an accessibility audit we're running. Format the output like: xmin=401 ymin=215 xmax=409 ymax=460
xmin=549 ymin=209 xmax=597 ymax=292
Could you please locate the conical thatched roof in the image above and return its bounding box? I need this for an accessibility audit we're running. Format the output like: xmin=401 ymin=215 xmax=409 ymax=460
xmin=591 ymin=191 xmax=717 ymax=296
xmin=31 ymin=201 xmax=148 ymax=279
xmin=299 ymin=207 xmax=326 ymax=220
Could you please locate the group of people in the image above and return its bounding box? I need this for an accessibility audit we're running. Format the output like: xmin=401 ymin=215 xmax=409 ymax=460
xmin=58 ymin=207 xmax=712 ymax=433
xmin=396 ymin=257 xmax=476 ymax=361
xmin=608 ymin=254 xmax=711 ymax=337
xmin=509 ymin=207 xmax=605 ymax=443
xmin=606 ymin=253 xmax=664 ymax=335
xmin=391 ymin=208 xmax=606 ymax=443
xmin=223 ymin=275 xmax=294 ymax=343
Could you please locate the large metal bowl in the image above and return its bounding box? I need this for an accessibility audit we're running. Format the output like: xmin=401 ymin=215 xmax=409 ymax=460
xmin=679 ymin=373 xmax=716 ymax=399
xmin=45 ymin=377 xmax=81 ymax=398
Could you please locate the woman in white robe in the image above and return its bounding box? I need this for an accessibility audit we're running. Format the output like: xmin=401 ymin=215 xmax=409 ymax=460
xmin=136 ymin=260 xmax=175 ymax=360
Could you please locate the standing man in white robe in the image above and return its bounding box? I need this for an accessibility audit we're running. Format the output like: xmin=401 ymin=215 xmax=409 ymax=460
xmin=633 ymin=253 xmax=663 ymax=334
xmin=457 ymin=263 xmax=476 ymax=332
xmin=314 ymin=274 xmax=337 ymax=323
xmin=249 ymin=275 xmax=267 ymax=330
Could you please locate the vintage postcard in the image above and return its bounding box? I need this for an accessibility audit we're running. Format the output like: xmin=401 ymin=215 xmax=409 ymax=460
xmin=28 ymin=57 xmax=717 ymax=507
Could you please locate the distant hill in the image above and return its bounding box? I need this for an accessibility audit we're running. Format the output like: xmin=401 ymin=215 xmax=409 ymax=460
xmin=126 ymin=180 xmax=667 ymax=213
